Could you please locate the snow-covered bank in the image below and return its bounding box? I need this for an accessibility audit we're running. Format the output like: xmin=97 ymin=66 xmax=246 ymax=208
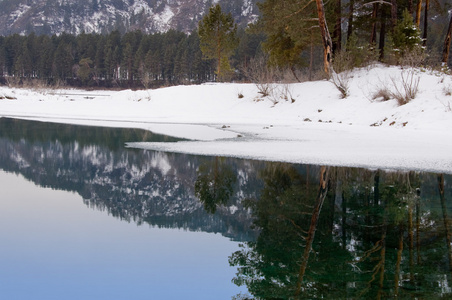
xmin=1 ymin=65 xmax=452 ymax=173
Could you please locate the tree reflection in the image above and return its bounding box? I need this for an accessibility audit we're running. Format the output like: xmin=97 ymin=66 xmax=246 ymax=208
xmin=0 ymin=118 xmax=259 ymax=241
xmin=229 ymin=163 xmax=339 ymax=298
xmin=439 ymin=174 xmax=452 ymax=280
xmin=230 ymin=166 xmax=452 ymax=299
xmin=194 ymin=157 xmax=237 ymax=214
xmin=294 ymin=166 xmax=329 ymax=296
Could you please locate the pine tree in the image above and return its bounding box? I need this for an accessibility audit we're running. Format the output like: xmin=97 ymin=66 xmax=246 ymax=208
xmin=257 ymin=0 xmax=316 ymax=72
xmin=256 ymin=0 xmax=333 ymax=76
xmin=4 ymin=35 xmax=23 ymax=76
xmin=390 ymin=9 xmax=423 ymax=62
xmin=14 ymin=39 xmax=32 ymax=78
xmin=53 ymin=41 xmax=74 ymax=81
xmin=198 ymin=4 xmax=238 ymax=81
xmin=37 ymin=35 xmax=54 ymax=80
xmin=104 ymin=31 xmax=121 ymax=81
xmin=122 ymin=42 xmax=133 ymax=82
xmin=94 ymin=36 xmax=106 ymax=83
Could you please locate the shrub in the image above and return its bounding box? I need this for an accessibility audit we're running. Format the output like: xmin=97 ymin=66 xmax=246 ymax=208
xmin=389 ymin=69 xmax=420 ymax=105
xmin=372 ymin=87 xmax=392 ymax=102
xmin=330 ymin=70 xmax=351 ymax=99
xmin=243 ymin=54 xmax=296 ymax=104
xmin=330 ymin=35 xmax=379 ymax=99
xmin=373 ymin=68 xmax=420 ymax=105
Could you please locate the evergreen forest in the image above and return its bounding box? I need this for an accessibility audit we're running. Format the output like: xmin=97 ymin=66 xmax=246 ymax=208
xmin=0 ymin=30 xmax=262 ymax=88
xmin=0 ymin=0 xmax=451 ymax=89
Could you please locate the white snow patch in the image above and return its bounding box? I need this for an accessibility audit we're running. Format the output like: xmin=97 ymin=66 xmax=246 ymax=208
xmin=154 ymin=5 xmax=174 ymax=32
xmin=10 ymin=5 xmax=31 ymax=22
xmin=150 ymin=152 xmax=172 ymax=175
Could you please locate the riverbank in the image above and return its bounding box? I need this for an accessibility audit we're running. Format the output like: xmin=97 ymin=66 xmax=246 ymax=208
xmin=1 ymin=65 xmax=452 ymax=173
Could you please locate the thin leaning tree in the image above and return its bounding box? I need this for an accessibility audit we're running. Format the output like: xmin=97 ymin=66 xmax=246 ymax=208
xmin=198 ymin=4 xmax=239 ymax=82
xmin=315 ymin=0 xmax=333 ymax=76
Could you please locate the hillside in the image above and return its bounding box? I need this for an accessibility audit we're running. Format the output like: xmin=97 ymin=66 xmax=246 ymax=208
xmin=0 ymin=0 xmax=259 ymax=35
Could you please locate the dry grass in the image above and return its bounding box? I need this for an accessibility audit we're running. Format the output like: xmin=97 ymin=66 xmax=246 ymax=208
xmin=389 ymin=69 xmax=420 ymax=105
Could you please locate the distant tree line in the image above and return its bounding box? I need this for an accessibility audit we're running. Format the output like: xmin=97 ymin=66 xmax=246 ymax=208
xmin=0 ymin=29 xmax=263 ymax=88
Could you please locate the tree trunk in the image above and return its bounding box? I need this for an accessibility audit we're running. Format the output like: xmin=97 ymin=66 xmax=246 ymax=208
xmin=216 ymin=23 xmax=221 ymax=80
xmin=333 ymin=0 xmax=342 ymax=54
xmin=442 ymin=13 xmax=452 ymax=64
xmin=291 ymin=65 xmax=301 ymax=82
xmin=415 ymin=0 xmax=422 ymax=27
xmin=347 ymin=0 xmax=354 ymax=40
xmin=391 ymin=0 xmax=397 ymax=30
xmin=309 ymin=29 xmax=314 ymax=81
xmin=294 ymin=166 xmax=329 ymax=296
xmin=316 ymin=0 xmax=333 ymax=75
xmin=379 ymin=13 xmax=386 ymax=60
xmin=423 ymin=0 xmax=429 ymax=47
xmin=370 ymin=3 xmax=379 ymax=45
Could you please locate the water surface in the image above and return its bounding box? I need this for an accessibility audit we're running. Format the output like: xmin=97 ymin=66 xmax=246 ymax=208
xmin=1 ymin=118 xmax=452 ymax=299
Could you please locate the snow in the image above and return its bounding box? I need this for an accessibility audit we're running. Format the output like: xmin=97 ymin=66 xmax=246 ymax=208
xmin=1 ymin=65 xmax=452 ymax=173
xmin=150 ymin=152 xmax=172 ymax=176
xmin=132 ymin=0 xmax=153 ymax=15
xmin=10 ymin=4 xmax=31 ymax=22
xmin=153 ymin=5 xmax=174 ymax=32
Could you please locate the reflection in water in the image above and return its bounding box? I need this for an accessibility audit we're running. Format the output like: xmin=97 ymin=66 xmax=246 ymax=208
xmin=2 ymin=118 xmax=452 ymax=299
xmin=228 ymin=163 xmax=452 ymax=299
xmin=0 ymin=118 xmax=259 ymax=241
xmin=195 ymin=157 xmax=237 ymax=214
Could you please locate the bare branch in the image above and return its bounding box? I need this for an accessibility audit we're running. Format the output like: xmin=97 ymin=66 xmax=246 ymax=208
xmin=363 ymin=0 xmax=392 ymax=6
xmin=281 ymin=216 xmax=309 ymax=234
xmin=283 ymin=0 xmax=316 ymax=19
xmin=303 ymin=18 xmax=321 ymax=22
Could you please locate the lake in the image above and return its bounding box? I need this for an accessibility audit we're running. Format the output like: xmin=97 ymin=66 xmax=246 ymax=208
xmin=1 ymin=118 xmax=451 ymax=299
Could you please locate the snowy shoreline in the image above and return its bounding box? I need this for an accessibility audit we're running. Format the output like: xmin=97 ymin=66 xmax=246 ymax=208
xmin=1 ymin=65 xmax=452 ymax=173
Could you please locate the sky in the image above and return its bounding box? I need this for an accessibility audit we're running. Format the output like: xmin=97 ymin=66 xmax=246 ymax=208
xmin=1 ymin=64 xmax=452 ymax=173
